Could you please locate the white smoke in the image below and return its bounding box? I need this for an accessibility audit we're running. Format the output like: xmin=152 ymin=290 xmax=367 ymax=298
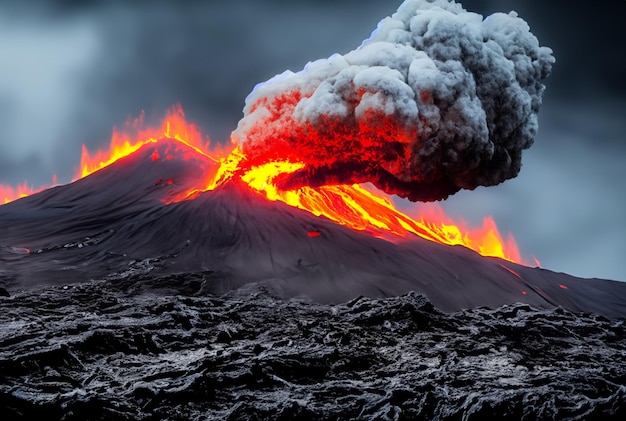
xmin=235 ymin=0 xmax=554 ymax=202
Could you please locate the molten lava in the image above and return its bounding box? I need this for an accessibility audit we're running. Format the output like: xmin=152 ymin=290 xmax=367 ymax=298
xmin=1 ymin=183 xmax=37 ymax=205
xmin=77 ymin=105 xmax=214 ymax=179
xmin=1 ymin=106 xmax=525 ymax=264
xmin=1 ymin=177 xmax=57 ymax=205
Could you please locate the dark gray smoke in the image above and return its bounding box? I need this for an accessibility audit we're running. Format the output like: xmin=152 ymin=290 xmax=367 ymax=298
xmin=235 ymin=0 xmax=554 ymax=202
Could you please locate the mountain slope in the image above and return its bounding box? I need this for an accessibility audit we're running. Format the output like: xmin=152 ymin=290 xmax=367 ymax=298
xmin=1 ymin=139 xmax=625 ymax=318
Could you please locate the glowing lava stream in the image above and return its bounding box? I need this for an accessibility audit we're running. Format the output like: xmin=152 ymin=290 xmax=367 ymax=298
xmin=1 ymin=106 xmax=525 ymax=264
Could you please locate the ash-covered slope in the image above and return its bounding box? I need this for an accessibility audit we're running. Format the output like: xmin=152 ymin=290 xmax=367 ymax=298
xmin=0 ymin=139 xmax=215 ymax=285
xmin=1 ymin=140 xmax=625 ymax=318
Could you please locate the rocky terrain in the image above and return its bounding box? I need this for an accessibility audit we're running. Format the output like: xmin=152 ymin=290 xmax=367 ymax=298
xmin=2 ymin=140 xmax=626 ymax=419
xmin=2 ymin=273 xmax=625 ymax=420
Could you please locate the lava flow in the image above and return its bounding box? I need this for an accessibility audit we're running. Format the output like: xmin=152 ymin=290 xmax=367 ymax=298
xmin=2 ymin=0 xmax=557 ymax=265
xmin=1 ymin=106 xmax=524 ymax=264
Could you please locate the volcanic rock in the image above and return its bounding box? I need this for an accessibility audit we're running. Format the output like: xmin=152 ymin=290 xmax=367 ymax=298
xmin=1 ymin=281 xmax=625 ymax=420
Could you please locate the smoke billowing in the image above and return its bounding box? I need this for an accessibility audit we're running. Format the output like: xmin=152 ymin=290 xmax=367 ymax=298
xmin=235 ymin=0 xmax=554 ymax=202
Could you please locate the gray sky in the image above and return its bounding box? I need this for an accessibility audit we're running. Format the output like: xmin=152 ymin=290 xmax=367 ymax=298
xmin=0 ymin=0 xmax=625 ymax=281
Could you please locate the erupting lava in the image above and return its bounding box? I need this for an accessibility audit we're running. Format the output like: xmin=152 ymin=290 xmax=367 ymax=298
xmin=1 ymin=182 xmax=44 ymax=205
xmin=2 ymin=0 xmax=556 ymax=266
xmin=1 ymin=106 xmax=525 ymax=264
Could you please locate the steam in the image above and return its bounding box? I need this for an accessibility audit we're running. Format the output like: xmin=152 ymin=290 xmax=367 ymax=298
xmin=234 ymin=0 xmax=554 ymax=201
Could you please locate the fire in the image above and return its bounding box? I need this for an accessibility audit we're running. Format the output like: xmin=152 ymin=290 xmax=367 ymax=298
xmin=0 ymin=106 xmax=526 ymax=264
xmin=190 ymin=153 xmax=523 ymax=263
xmin=1 ymin=177 xmax=57 ymax=205
xmin=1 ymin=105 xmax=211 ymax=204
xmin=2 ymin=182 xmax=35 ymax=205
xmin=77 ymin=104 xmax=213 ymax=179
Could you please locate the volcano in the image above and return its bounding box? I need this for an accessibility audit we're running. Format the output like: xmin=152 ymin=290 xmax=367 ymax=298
xmin=2 ymin=138 xmax=625 ymax=319
xmin=2 ymin=139 xmax=626 ymax=419
xmin=2 ymin=1 xmax=626 ymax=418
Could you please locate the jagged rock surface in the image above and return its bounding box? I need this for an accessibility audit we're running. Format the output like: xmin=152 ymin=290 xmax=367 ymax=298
xmin=1 ymin=274 xmax=625 ymax=420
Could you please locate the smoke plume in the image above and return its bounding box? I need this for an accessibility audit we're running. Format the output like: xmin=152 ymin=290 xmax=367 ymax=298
xmin=233 ymin=0 xmax=554 ymax=202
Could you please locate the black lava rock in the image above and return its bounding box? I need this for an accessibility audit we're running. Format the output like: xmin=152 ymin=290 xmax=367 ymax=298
xmin=1 ymin=277 xmax=625 ymax=420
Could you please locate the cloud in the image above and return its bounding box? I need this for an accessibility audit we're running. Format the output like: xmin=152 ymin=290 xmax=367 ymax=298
xmin=235 ymin=0 xmax=554 ymax=202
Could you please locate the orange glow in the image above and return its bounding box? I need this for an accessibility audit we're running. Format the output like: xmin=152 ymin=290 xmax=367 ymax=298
xmin=1 ymin=176 xmax=57 ymax=205
xmin=77 ymin=104 xmax=213 ymax=180
xmin=1 ymin=106 xmax=528 ymax=264
xmin=203 ymin=157 xmax=524 ymax=262
xmin=1 ymin=182 xmax=36 ymax=205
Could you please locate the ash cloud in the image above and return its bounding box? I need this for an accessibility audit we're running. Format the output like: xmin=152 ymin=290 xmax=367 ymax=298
xmin=235 ymin=0 xmax=554 ymax=202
